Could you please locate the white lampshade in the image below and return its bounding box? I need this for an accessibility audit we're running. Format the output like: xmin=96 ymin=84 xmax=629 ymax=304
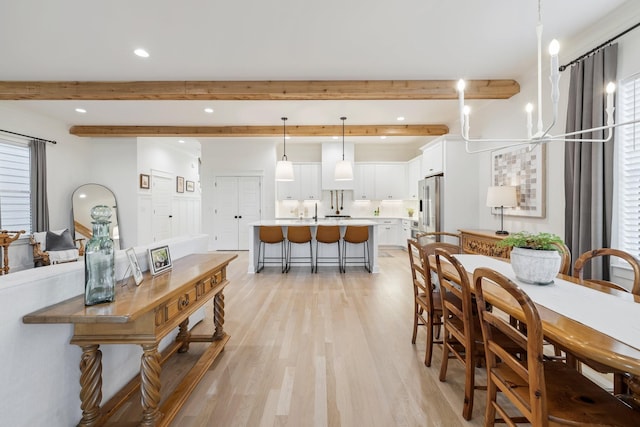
xmin=275 ymin=160 xmax=294 ymax=181
xmin=334 ymin=160 xmax=353 ymax=181
xmin=486 ymin=186 xmax=517 ymax=207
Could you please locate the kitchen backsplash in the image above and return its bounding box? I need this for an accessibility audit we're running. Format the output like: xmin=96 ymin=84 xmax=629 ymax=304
xmin=276 ymin=191 xmax=418 ymax=219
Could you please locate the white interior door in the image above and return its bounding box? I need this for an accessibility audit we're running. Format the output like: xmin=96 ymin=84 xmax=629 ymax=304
xmin=151 ymin=174 xmax=173 ymax=242
xmin=215 ymin=176 xmax=262 ymax=250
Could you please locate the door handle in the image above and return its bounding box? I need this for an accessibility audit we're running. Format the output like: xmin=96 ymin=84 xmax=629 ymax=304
xmin=169 ymin=215 xmax=173 ymax=218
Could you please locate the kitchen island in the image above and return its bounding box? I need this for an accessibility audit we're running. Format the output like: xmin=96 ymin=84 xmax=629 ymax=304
xmin=248 ymin=219 xmax=379 ymax=273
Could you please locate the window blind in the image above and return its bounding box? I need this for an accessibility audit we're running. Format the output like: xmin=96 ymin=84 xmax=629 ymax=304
xmin=618 ymin=74 xmax=640 ymax=258
xmin=0 ymin=139 xmax=31 ymax=233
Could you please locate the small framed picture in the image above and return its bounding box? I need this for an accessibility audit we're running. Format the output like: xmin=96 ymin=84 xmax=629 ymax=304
xmin=186 ymin=180 xmax=195 ymax=192
xmin=176 ymin=176 xmax=185 ymax=193
xmin=126 ymin=248 xmax=144 ymax=285
xmin=140 ymin=174 xmax=150 ymax=189
xmin=148 ymin=245 xmax=172 ymax=275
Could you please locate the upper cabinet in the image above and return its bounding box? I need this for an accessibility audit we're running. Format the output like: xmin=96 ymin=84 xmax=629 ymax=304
xmin=321 ymin=142 xmax=355 ymax=190
xmin=421 ymin=140 xmax=444 ymax=177
xmin=374 ymin=163 xmax=406 ymax=200
xmin=276 ymin=163 xmax=322 ymax=200
xmin=406 ymin=156 xmax=421 ymax=199
xmin=353 ymin=163 xmax=376 ymax=200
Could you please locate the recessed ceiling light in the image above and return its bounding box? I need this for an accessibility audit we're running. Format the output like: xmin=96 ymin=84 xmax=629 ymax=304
xmin=285 ymin=136 xmax=291 ymax=140
xmin=332 ymin=136 xmax=339 ymax=140
xmin=380 ymin=136 xmax=387 ymax=139
xmin=75 ymin=108 xmax=87 ymax=113
xmin=134 ymin=48 xmax=149 ymax=58
xmin=204 ymin=108 xmax=214 ymax=113
xmin=178 ymin=140 xmax=185 ymax=144
xmin=397 ymin=116 xmax=405 ymax=121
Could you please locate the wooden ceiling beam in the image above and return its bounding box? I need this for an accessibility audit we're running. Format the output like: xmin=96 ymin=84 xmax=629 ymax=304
xmin=69 ymin=124 xmax=449 ymax=138
xmin=0 ymin=80 xmax=519 ymax=100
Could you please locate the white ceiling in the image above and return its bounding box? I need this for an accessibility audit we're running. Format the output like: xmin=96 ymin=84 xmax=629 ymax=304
xmin=0 ymin=0 xmax=630 ymax=153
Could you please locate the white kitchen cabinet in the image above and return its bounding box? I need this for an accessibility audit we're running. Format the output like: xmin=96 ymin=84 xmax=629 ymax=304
xmin=353 ymin=163 xmax=376 ymax=200
xmin=406 ymin=156 xmax=421 ymax=199
xmin=322 ymin=142 xmax=354 ymax=190
xmin=421 ymin=140 xmax=443 ymax=177
xmin=401 ymin=219 xmax=412 ymax=246
xmin=276 ymin=163 xmax=321 ymax=200
xmin=374 ymin=163 xmax=406 ymax=200
xmin=376 ymin=218 xmax=401 ymax=246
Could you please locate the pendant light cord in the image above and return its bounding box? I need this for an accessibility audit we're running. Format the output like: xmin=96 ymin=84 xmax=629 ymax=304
xmin=340 ymin=116 xmax=347 ymax=160
xmin=281 ymin=117 xmax=288 ymax=161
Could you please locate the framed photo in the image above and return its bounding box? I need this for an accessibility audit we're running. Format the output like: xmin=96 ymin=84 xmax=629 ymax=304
xmin=148 ymin=245 xmax=172 ymax=275
xmin=186 ymin=180 xmax=195 ymax=192
xmin=176 ymin=176 xmax=185 ymax=193
xmin=490 ymin=144 xmax=546 ymax=218
xmin=140 ymin=174 xmax=150 ymax=189
xmin=126 ymin=248 xmax=144 ymax=285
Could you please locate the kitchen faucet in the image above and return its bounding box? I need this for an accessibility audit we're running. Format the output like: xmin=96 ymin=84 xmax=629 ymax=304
xmin=313 ymin=202 xmax=318 ymax=222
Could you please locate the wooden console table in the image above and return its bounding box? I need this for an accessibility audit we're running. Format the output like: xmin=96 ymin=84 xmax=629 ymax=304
xmin=23 ymin=252 xmax=237 ymax=427
xmin=458 ymin=229 xmax=510 ymax=259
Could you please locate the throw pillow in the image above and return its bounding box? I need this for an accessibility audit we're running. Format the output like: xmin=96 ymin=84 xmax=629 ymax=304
xmin=45 ymin=229 xmax=76 ymax=251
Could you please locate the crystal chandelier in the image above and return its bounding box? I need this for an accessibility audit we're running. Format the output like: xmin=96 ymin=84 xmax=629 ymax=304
xmin=457 ymin=0 xmax=637 ymax=154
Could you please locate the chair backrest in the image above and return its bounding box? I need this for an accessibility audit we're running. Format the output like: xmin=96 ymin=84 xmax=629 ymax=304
xmin=259 ymin=226 xmax=284 ymax=244
xmin=551 ymin=241 xmax=571 ymax=275
xmin=344 ymin=226 xmax=368 ymax=243
xmin=573 ymin=248 xmax=640 ymax=295
xmin=407 ymin=239 xmax=437 ymax=310
xmin=434 ymin=248 xmax=474 ymax=350
xmin=287 ymin=226 xmax=312 ymax=243
xmin=473 ymin=267 xmax=547 ymax=426
xmin=416 ymin=231 xmax=461 ymax=249
xmin=316 ymin=225 xmax=340 ymax=244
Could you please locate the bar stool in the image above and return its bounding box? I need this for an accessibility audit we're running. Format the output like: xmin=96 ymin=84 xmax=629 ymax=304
xmin=315 ymin=225 xmax=342 ymax=273
xmin=285 ymin=226 xmax=314 ymax=273
xmin=256 ymin=225 xmax=286 ymax=273
xmin=342 ymin=225 xmax=370 ymax=273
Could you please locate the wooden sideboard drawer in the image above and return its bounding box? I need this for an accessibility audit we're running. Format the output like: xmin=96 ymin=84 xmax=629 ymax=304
xmin=165 ymin=287 xmax=198 ymax=321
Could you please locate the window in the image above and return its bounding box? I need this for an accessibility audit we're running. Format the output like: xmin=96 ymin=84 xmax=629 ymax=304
xmin=616 ymin=73 xmax=640 ymax=258
xmin=0 ymin=138 xmax=31 ymax=233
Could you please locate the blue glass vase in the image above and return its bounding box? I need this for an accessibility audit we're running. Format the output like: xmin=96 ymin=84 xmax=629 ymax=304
xmin=84 ymin=205 xmax=115 ymax=306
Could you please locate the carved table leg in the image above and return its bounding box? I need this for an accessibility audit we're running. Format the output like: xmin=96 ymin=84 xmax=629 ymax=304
xmin=620 ymin=374 xmax=640 ymax=411
xmin=78 ymin=344 xmax=102 ymax=427
xmin=177 ymin=318 xmax=191 ymax=353
xmin=213 ymin=291 xmax=225 ymax=340
xmin=140 ymin=343 xmax=162 ymax=426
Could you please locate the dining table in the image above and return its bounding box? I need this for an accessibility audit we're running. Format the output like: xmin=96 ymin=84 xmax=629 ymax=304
xmin=434 ymin=253 xmax=640 ymax=409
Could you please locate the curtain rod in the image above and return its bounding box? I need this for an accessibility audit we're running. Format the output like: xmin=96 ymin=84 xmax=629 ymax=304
xmin=559 ymin=21 xmax=640 ymax=72
xmin=0 ymin=128 xmax=57 ymax=144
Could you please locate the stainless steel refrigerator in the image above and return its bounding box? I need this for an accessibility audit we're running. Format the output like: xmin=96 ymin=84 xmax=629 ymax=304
xmin=418 ymin=175 xmax=443 ymax=237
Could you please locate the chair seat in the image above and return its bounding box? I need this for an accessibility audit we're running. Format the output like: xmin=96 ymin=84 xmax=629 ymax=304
xmin=48 ymin=249 xmax=80 ymax=264
xmin=492 ymin=361 xmax=640 ymax=426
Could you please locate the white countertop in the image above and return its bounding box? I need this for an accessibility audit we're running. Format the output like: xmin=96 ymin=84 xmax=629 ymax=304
xmin=250 ymin=219 xmax=378 ymax=226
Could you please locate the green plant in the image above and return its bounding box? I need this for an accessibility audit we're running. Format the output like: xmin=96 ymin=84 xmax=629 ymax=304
xmin=497 ymin=231 xmax=564 ymax=251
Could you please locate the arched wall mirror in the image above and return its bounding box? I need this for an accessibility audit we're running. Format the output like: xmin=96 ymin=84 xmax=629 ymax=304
xmin=72 ymin=184 xmax=121 ymax=250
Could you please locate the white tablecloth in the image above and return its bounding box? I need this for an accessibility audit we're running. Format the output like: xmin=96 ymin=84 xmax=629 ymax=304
xmin=454 ymin=254 xmax=640 ymax=351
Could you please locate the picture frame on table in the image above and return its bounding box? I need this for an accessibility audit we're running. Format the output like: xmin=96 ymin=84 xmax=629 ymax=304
xmin=490 ymin=144 xmax=546 ymax=218
xmin=186 ymin=180 xmax=195 ymax=192
xmin=176 ymin=176 xmax=185 ymax=193
xmin=140 ymin=174 xmax=150 ymax=189
xmin=148 ymin=245 xmax=172 ymax=275
xmin=126 ymin=248 xmax=144 ymax=285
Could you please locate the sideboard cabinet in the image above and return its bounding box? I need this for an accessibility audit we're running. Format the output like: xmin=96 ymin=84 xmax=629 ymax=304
xmin=459 ymin=229 xmax=511 ymax=259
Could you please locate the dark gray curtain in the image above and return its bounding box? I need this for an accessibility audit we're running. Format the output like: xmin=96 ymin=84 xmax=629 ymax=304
xmin=30 ymin=139 xmax=49 ymax=232
xmin=564 ymin=44 xmax=618 ymax=280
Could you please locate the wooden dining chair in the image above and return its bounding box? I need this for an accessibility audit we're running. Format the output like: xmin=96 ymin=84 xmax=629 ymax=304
xmin=573 ymin=247 xmax=640 ymax=294
xmin=434 ymin=247 xmax=484 ymax=420
xmin=407 ymin=239 xmax=444 ymax=367
xmin=572 ymin=247 xmax=640 ymax=395
xmin=473 ymin=267 xmax=640 ymax=427
xmin=551 ymin=241 xmax=572 ymax=275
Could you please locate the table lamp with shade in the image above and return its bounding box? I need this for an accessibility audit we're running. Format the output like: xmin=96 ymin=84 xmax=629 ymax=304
xmin=486 ymin=186 xmax=517 ymax=235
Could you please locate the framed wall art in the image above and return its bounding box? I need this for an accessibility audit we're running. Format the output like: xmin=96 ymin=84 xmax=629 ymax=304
xmin=148 ymin=245 xmax=172 ymax=275
xmin=140 ymin=174 xmax=150 ymax=189
xmin=186 ymin=180 xmax=195 ymax=192
xmin=490 ymin=144 xmax=546 ymax=218
xmin=176 ymin=176 xmax=185 ymax=193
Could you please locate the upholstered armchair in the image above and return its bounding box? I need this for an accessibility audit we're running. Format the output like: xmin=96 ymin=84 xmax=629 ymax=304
xmin=30 ymin=229 xmax=85 ymax=267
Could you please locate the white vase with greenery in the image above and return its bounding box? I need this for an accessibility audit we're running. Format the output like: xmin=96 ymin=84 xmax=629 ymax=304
xmin=498 ymin=232 xmax=564 ymax=285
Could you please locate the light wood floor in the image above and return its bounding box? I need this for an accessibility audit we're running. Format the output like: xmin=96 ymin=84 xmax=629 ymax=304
xmin=163 ymin=249 xmax=487 ymax=427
